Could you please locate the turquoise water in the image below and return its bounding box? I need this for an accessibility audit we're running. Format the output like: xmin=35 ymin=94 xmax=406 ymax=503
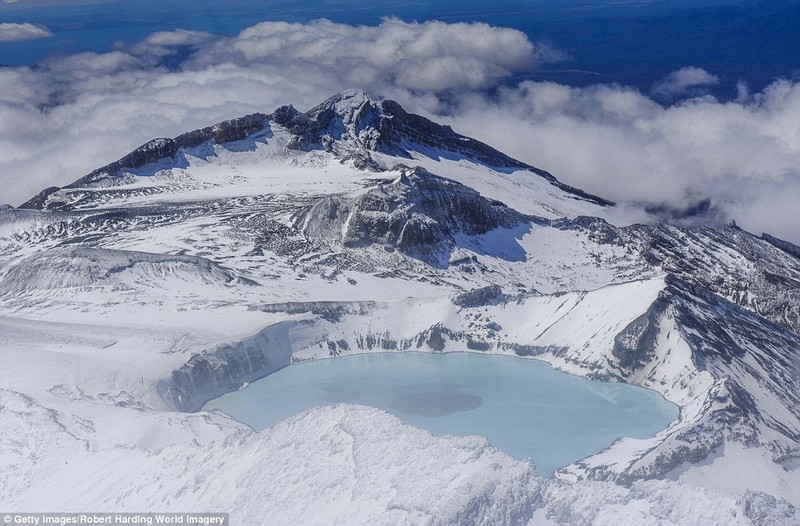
xmin=204 ymin=352 xmax=678 ymax=475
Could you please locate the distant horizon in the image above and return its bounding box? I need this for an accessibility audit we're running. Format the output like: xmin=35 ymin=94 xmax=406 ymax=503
xmin=3 ymin=0 xmax=798 ymax=96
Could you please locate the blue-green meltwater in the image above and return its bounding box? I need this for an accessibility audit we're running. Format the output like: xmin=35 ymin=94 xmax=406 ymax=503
xmin=204 ymin=352 xmax=678 ymax=476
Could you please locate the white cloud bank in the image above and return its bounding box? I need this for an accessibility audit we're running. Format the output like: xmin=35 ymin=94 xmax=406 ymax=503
xmin=0 ymin=22 xmax=53 ymax=42
xmin=1 ymin=18 xmax=799 ymax=245
xmin=651 ymin=66 xmax=719 ymax=98
xmin=446 ymin=78 xmax=800 ymax=242
xmin=188 ymin=19 xmax=540 ymax=92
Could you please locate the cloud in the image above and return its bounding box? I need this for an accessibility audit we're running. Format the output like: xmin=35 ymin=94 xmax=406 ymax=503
xmin=186 ymin=18 xmax=540 ymax=92
xmin=444 ymin=79 xmax=800 ymax=243
xmin=0 ymin=22 xmax=53 ymax=42
xmin=1 ymin=19 xmax=800 ymax=246
xmin=651 ymin=66 xmax=719 ymax=99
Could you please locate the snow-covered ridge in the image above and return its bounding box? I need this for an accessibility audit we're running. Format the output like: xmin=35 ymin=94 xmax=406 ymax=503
xmin=20 ymin=89 xmax=611 ymax=212
xmin=20 ymin=113 xmax=271 ymax=209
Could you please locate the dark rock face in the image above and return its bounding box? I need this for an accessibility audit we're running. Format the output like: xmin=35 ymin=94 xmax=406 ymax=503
xmin=19 ymin=186 xmax=60 ymax=209
xmin=551 ymin=215 xmax=621 ymax=244
xmin=296 ymin=167 xmax=531 ymax=267
xmin=84 ymin=112 xmax=269 ymax=183
xmin=606 ymin=275 xmax=799 ymax=482
xmin=376 ymin=99 xmax=527 ymax=167
xmin=269 ymin=104 xmax=320 ymax=150
xmin=612 ymin=296 xmax=667 ymax=370
xmin=249 ymin=300 xmax=376 ymax=323
xmin=307 ymin=89 xmax=385 ymax=151
xmin=551 ymin=216 xmax=800 ymax=336
xmin=453 ymin=285 xmax=506 ymax=308
xmin=666 ymin=275 xmax=800 ymax=438
xmin=742 ymin=491 xmax=799 ymax=526
xmin=585 ymin=274 xmax=800 ymax=483
xmin=350 ymin=324 xmax=469 ymax=354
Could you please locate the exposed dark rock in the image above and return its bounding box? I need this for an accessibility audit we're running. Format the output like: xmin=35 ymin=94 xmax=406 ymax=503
xmin=551 ymin=215 xmax=620 ymax=244
xmin=624 ymin=224 xmax=800 ymax=335
xmin=270 ymin=104 xmax=320 ymax=150
xmin=157 ymin=320 xmax=306 ymax=412
xmin=453 ymin=285 xmax=505 ymax=308
xmin=298 ymin=89 xmax=613 ymax=206
xmin=296 ymin=167 xmax=532 ymax=267
xmin=666 ymin=276 xmax=800 ymax=440
xmin=743 ymin=491 xmax=799 ymax=526
xmin=249 ymin=301 xmax=376 ymax=322
xmin=19 ymin=187 xmax=60 ymax=210
xmin=466 ymin=339 xmax=491 ymax=351
xmin=374 ymin=98 xmax=612 ymax=206
xmin=612 ymin=296 xmax=667 ymax=370
xmin=423 ymin=324 xmax=449 ymax=351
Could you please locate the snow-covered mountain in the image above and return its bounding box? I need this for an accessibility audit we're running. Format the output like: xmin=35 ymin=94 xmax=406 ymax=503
xmin=1 ymin=89 xmax=798 ymax=524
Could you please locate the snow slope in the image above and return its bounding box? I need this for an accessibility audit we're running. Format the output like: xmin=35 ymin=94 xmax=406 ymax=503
xmin=9 ymin=392 xmax=791 ymax=526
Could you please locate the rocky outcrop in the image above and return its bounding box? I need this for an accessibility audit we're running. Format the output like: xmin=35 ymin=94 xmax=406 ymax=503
xmin=297 ymin=89 xmax=613 ymax=206
xmin=640 ymin=224 xmax=800 ymax=335
xmin=666 ymin=276 xmax=800 ymax=442
xmin=296 ymin=166 xmax=531 ymax=267
xmin=762 ymin=233 xmax=800 ymax=260
xmin=249 ymin=300 xmax=377 ymax=322
xmin=612 ymin=296 xmax=668 ymax=370
xmin=551 ymin=216 xmax=800 ymax=335
xmin=453 ymin=285 xmax=506 ymax=308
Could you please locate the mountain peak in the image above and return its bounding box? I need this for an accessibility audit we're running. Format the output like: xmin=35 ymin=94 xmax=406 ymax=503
xmin=308 ymin=88 xmax=377 ymax=122
xmin=303 ymin=88 xmax=384 ymax=151
xmin=19 ymin=90 xmax=612 ymax=210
